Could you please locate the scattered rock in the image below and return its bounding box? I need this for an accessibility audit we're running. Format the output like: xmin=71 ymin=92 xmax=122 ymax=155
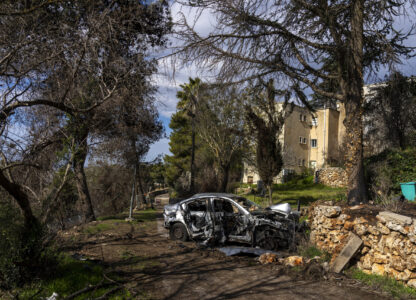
xmin=407 ymin=279 xmax=416 ymax=289
xmin=284 ymin=256 xmax=305 ymax=267
xmin=258 ymin=253 xmax=278 ymax=264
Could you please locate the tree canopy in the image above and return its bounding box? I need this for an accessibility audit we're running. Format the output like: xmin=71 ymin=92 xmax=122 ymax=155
xmin=174 ymin=0 xmax=415 ymax=203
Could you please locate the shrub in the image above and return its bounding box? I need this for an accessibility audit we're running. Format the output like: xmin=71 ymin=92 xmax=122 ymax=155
xmin=0 ymin=200 xmax=52 ymax=289
xmin=366 ymin=148 xmax=416 ymax=207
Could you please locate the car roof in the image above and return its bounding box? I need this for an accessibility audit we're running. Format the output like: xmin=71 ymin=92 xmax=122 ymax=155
xmin=191 ymin=193 xmax=240 ymax=198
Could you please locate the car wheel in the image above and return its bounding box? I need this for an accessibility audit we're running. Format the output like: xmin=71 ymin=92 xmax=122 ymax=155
xmin=256 ymin=228 xmax=279 ymax=250
xmin=169 ymin=223 xmax=189 ymax=241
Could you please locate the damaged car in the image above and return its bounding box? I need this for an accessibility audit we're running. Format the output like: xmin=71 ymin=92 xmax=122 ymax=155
xmin=163 ymin=193 xmax=303 ymax=250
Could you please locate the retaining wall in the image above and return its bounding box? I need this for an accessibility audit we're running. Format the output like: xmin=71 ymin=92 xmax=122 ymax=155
xmin=314 ymin=167 xmax=347 ymax=188
xmin=310 ymin=205 xmax=416 ymax=288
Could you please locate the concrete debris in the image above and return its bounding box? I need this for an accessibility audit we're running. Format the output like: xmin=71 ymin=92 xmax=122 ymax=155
xmin=258 ymin=253 xmax=279 ymax=264
xmin=284 ymin=256 xmax=305 ymax=267
xmin=330 ymin=233 xmax=363 ymax=273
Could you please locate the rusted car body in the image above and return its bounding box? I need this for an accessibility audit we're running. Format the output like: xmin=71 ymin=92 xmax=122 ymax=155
xmin=163 ymin=193 xmax=301 ymax=250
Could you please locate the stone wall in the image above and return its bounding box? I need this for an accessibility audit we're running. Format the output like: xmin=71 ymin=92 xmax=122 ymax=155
xmin=314 ymin=167 xmax=347 ymax=188
xmin=310 ymin=205 xmax=416 ymax=288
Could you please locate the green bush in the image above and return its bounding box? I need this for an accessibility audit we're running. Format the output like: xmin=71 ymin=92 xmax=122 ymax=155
xmin=0 ymin=200 xmax=51 ymax=289
xmin=366 ymin=148 xmax=416 ymax=196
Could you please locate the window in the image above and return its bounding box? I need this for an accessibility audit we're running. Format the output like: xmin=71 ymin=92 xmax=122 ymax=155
xmin=311 ymin=139 xmax=317 ymax=148
xmin=310 ymin=161 xmax=316 ymax=169
xmin=247 ymin=176 xmax=253 ymax=184
xmin=298 ymin=159 xmax=302 ymax=166
xmin=299 ymin=137 xmax=307 ymax=144
xmin=311 ymin=117 xmax=318 ymax=126
xmin=299 ymin=113 xmax=307 ymax=122
xmin=187 ymin=199 xmax=207 ymax=212
xmin=283 ymin=169 xmax=294 ymax=175
xmin=213 ymin=199 xmax=240 ymax=214
xmin=302 ymin=159 xmax=305 ymax=166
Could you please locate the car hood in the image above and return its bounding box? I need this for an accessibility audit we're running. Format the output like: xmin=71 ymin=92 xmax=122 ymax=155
xmin=250 ymin=203 xmax=294 ymax=217
xmin=164 ymin=203 xmax=179 ymax=212
xmin=268 ymin=203 xmax=292 ymax=214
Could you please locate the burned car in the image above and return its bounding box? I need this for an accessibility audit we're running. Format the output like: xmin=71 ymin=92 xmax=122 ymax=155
xmin=163 ymin=193 xmax=302 ymax=250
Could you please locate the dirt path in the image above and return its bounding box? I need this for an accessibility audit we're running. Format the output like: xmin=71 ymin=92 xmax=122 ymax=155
xmin=61 ymin=211 xmax=388 ymax=300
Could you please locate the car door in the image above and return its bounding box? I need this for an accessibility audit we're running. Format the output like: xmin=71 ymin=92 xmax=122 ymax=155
xmin=211 ymin=198 xmax=249 ymax=242
xmin=183 ymin=198 xmax=213 ymax=239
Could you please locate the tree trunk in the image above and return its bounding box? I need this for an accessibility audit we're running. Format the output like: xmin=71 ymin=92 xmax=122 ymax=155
xmin=73 ymin=134 xmax=95 ymax=222
xmin=135 ymin=163 xmax=146 ymax=207
xmin=343 ymin=0 xmax=367 ymax=204
xmin=219 ymin=163 xmax=230 ymax=192
xmin=190 ymin=119 xmax=196 ymax=193
xmin=0 ymin=171 xmax=39 ymax=230
xmin=267 ymin=184 xmax=273 ymax=206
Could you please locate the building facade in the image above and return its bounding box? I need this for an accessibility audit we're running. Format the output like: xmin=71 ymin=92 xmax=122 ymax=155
xmin=242 ymin=103 xmax=346 ymax=184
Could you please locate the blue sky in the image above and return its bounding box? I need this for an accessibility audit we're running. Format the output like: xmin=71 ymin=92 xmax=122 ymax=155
xmin=145 ymin=2 xmax=416 ymax=161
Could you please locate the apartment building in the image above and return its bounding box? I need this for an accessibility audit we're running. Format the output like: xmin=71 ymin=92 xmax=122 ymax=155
xmin=242 ymin=102 xmax=346 ymax=184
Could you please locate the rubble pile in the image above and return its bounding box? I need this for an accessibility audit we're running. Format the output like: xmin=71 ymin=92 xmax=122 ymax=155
xmin=314 ymin=168 xmax=347 ymax=188
xmin=258 ymin=253 xmax=279 ymax=264
xmin=311 ymin=205 xmax=416 ymax=287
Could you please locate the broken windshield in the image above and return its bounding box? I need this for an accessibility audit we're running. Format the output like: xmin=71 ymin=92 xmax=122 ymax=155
xmin=232 ymin=197 xmax=261 ymax=211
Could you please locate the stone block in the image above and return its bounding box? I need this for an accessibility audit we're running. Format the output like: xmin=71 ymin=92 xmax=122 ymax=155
xmin=330 ymin=233 xmax=363 ymax=273
xmin=379 ymin=211 xmax=413 ymax=226
xmin=344 ymin=221 xmax=354 ymax=231
xmin=372 ymin=263 xmax=386 ymax=276
xmin=368 ymin=226 xmax=380 ymax=236
xmin=391 ymin=255 xmax=407 ymax=271
xmin=376 ymin=215 xmax=386 ymax=223
xmin=407 ymin=279 xmax=416 ymax=288
xmin=405 ymin=269 xmax=416 ymax=279
xmin=319 ymin=205 xmax=342 ymax=218
xmin=377 ymin=223 xmax=390 ymax=235
xmin=361 ymin=246 xmax=370 ymax=255
xmin=373 ymin=252 xmax=388 ymax=264
xmin=386 ymin=221 xmax=407 ymax=234
xmin=406 ymin=254 xmax=416 ymax=270
xmin=354 ymin=224 xmax=368 ymax=235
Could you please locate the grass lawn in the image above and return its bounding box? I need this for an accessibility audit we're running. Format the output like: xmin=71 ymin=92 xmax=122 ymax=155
xmin=346 ymin=268 xmax=416 ymax=299
xmin=240 ymin=175 xmax=346 ymax=208
xmin=15 ymin=255 xmax=132 ymax=300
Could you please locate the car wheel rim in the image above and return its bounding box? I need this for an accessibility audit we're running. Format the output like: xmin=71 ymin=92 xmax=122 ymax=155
xmin=174 ymin=227 xmax=183 ymax=239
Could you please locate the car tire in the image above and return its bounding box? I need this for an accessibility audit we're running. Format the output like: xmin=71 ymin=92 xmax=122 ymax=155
xmin=255 ymin=228 xmax=279 ymax=250
xmin=169 ymin=223 xmax=189 ymax=241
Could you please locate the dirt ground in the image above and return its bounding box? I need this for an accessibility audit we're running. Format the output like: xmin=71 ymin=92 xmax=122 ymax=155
xmin=58 ymin=211 xmax=390 ymax=300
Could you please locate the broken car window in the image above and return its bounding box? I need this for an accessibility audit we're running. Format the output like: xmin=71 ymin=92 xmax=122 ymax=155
xmin=187 ymin=199 xmax=207 ymax=212
xmin=232 ymin=197 xmax=260 ymax=211
xmin=213 ymin=199 xmax=241 ymax=214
